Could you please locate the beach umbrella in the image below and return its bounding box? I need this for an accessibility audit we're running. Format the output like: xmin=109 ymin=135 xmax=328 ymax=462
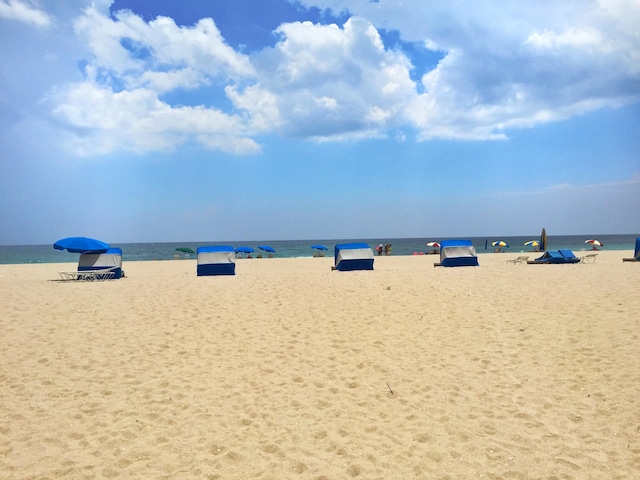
xmin=258 ymin=245 xmax=276 ymax=253
xmin=235 ymin=246 xmax=254 ymax=259
xmin=53 ymin=236 xmax=109 ymax=253
xmin=524 ymin=240 xmax=539 ymax=247
xmin=426 ymin=241 xmax=441 ymax=248
xmin=311 ymin=245 xmax=328 ymax=250
xmin=585 ymin=239 xmax=604 ymax=247
xmin=175 ymin=247 xmax=195 ymax=254
xmin=491 ymin=240 xmax=510 ymax=248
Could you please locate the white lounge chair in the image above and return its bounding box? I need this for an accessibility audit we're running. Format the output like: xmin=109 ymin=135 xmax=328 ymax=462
xmin=580 ymin=253 xmax=598 ymax=264
xmin=58 ymin=268 xmax=117 ymax=281
xmin=505 ymin=255 xmax=529 ymax=265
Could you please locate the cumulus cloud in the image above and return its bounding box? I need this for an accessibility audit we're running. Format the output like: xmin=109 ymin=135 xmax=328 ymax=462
xmin=0 ymin=0 xmax=52 ymax=27
xmin=73 ymin=7 xmax=255 ymax=87
xmin=50 ymin=4 xmax=259 ymax=155
xmin=296 ymin=0 xmax=640 ymax=140
xmin=242 ymin=17 xmax=416 ymax=140
xmin=47 ymin=0 xmax=640 ymax=155
xmin=53 ymin=8 xmax=417 ymax=153
xmin=52 ymin=82 xmax=260 ymax=155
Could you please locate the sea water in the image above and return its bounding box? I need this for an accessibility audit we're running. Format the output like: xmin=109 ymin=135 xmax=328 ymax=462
xmin=0 ymin=234 xmax=637 ymax=264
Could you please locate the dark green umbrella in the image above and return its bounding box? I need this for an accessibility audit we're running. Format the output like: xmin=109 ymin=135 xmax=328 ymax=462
xmin=176 ymin=247 xmax=195 ymax=254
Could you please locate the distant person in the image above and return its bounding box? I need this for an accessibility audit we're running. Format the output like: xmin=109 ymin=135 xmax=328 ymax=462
xmin=384 ymin=244 xmax=392 ymax=255
xmin=376 ymin=244 xmax=383 ymax=256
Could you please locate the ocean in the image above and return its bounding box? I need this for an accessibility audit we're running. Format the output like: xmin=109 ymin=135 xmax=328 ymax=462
xmin=0 ymin=234 xmax=637 ymax=264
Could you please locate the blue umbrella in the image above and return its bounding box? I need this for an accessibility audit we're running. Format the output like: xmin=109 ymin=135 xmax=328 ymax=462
xmin=53 ymin=236 xmax=109 ymax=253
xmin=235 ymin=246 xmax=254 ymax=254
xmin=258 ymin=245 xmax=276 ymax=253
xmin=311 ymin=245 xmax=328 ymax=250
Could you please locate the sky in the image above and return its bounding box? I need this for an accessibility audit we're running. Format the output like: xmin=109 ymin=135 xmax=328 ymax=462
xmin=1 ymin=0 xmax=639 ymax=245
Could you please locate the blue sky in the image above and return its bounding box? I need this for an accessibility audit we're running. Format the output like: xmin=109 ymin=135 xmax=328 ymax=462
xmin=1 ymin=0 xmax=639 ymax=244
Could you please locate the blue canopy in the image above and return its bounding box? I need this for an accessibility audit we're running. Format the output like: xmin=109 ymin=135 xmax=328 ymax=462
xmin=438 ymin=239 xmax=479 ymax=267
xmin=235 ymin=246 xmax=254 ymax=254
xmin=311 ymin=245 xmax=328 ymax=250
xmin=53 ymin=237 xmax=109 ymax=253
xmin=197 ymin=246 xmax=235 ymax=276
xmin=78 ymin=247 xmax=123 ymax=279
xmin=334 ymin=243 xmax=374 ymax=271
xmin=258 ymin=245 xmax=276 ymax=253
xmin=530 ymin=249 xmax=579 ymax=264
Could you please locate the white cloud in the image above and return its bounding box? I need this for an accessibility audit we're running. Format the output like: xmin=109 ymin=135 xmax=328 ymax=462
xmin=47 ymin=4 xmax=261 ymax=155
xmin=296 ymin=0 xmax=640 ymax=140
xmin=243 ymin=17 xmax=416 ymax=140
xmin=43 ymin=0 xmax=640 ymax=155
xmin=51 ymin=82 xmax=260 ymax=155
xmin=73 ymin=6 xmax=254 ymax=88
xmin=0 ymin=0 xmax=52 ymax=27
xmin=526 ymin=28 xmax=603 ymax=50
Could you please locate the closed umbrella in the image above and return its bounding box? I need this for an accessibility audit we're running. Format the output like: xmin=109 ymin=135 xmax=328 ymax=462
xmin=53 ymin=237 xmax=109 ymax=253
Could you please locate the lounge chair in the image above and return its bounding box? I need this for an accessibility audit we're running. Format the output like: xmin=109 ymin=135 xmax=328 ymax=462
xmin=58 ymin=267 xmax=117 ymax=281
xmin=505 ymin=255 xmax=529 ymax=265
xmin=580 ymin=253 xmax=598 ymax=263
xmin=527 ymin=249 xmax=580 ymax=264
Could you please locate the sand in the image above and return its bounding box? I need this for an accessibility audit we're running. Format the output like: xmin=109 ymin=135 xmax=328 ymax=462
xmin=1 ymin=250 xmax=639 ymax=479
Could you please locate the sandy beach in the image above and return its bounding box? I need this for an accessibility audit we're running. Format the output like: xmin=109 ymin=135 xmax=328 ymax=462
xmin=1 ymin=250 xmax=639 ymax=479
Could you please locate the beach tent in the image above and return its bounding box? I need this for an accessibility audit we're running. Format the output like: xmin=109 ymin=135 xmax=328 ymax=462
xmin=78 ymin=247 xmax=123 ymax=279
xmin=527 ymin=249 xmax=580 ymax=264
xmin=623 ymin=237 xmax=640 ymax=262
xmin=436 ymin=240 xmax=479 ymax=267
xmin=334 ymin=243 xmax=374 ymax=271
xmin=197 ymin=246 xmax=236 ymax=276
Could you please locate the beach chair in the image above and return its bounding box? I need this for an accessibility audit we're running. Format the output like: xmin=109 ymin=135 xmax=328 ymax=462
xmin=527 ymin=250 xmax=580 ymax=264
xmin=58 ymin=267 xmax=117 ymax=281
xmin=505 ymin=255 xmax=529 ymax=265
xmin=580 ymin=253 xmax=598 ymax=263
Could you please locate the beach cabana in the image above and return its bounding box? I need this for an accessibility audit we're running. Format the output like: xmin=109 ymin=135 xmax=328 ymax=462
xmin=78 ymin=247 xmax=124 ymax=279
xmin=197 ymin=246 xmax=236 ymax=276
xmin=435 ymin=240 xmax=479 ymax=267
xmin=333 ymin=243 xmax=374 ymax=271
xmin=527 ymin=249 xmax=580 ymax=264
xmin=622 ymin=237 xmax=640 ymax=262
